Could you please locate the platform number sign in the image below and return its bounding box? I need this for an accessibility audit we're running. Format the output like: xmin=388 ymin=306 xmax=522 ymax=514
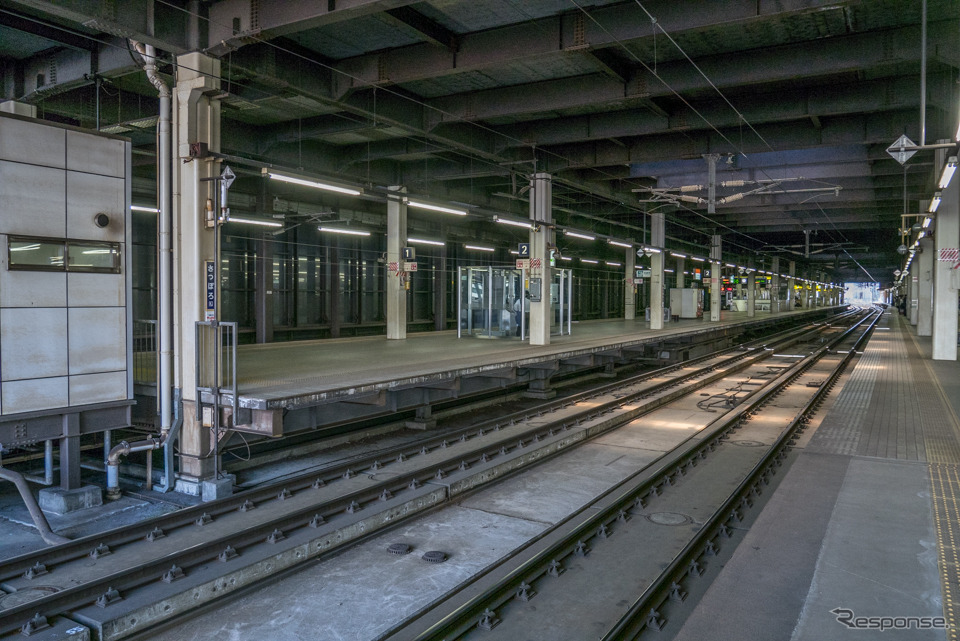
xmin=402 ymin=247 xmax=416 ymax=261
xmin=518 ymin=243 xmax=530 ymax=258
xmin=204 ymin=260 xmax=216 ymax=321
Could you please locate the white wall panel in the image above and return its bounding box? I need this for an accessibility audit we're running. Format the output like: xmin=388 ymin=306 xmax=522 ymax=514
xmin=0 ymin=161 xmax=66 ymax=237
xmin=66 ymin=130 xmax=125 ymax=178
xmin=65 ymin=172 xmax=125 ymax=241
xmin=0 ymin=308 xmax=68 ymax=380
xmin=0 ymin=116 xmax=65 ymax=167
xmin=2 ymin=377 xmax=69 ymax=414
xmin=68 ymin=272 xmax=125 ymax=307
xmin=68 ymin=307 xmax=126 ymax=374
xmin=69 ymin=371 xmax=127 ymax=406
xmin=0 ymin=238 xmax=67 ymax=307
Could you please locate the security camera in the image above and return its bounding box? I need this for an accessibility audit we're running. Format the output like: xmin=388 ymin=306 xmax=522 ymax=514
xmin=94 ymin=213 xmax=110 ymax=228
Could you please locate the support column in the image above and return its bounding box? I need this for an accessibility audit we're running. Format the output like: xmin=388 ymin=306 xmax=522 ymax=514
xmin=624 ymin=240 xmax=636 ymax=320
xmin=787 ymin=261 xmax=796 ymax=309
xmin=649 ymin=213 xmax=665 ymax=330
xmin=746 ymin=270 xmax=756 ymax=318
xmin=387 ymin=186 xmax=408 ymax=340
xmin=710 ymin=234 xmax=721 ymax=322
xmin=917 ymin=237 xmax=934 ymax=336
xmin=434 ymin=244 xmax=447 ymax=331
xmin=255 ymin=234 xmax=274 ymax=343
xmin=529 ymin=173 xmax=553 ymax=346
xmin=172 ymin=52 xmax=221 ymax=488
xmin=909 ymin=268 xmax=920 ymax=325
xmin=675 ymin=257 xmax=685 ymax=288
xmin=59 ymin=435 xmax=81 ymax=490
xmin=933 ymin=154 xmax=959 ymax=360
xmin=770 ymin=257 xmax=780 ymax=313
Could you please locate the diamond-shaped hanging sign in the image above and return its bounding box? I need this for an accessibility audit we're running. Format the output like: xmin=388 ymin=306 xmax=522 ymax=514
xmin=886 ymin=134 xmax=917 ymax=165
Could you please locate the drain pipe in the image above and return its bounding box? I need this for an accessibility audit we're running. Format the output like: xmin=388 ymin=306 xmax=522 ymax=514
xmin=107 ymin=40 xmax=174 ymax=500
xmin=0 ymin=467 xmax=70 ymax=545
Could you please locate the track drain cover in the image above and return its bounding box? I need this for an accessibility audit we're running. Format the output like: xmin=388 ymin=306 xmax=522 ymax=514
xmin=730 ymin=440 xmax=766 ymax=447
xmin=645 ymin=512 xmax=691 ymax=526
xmin=387 ymin=543 xmax=412 ymax=555
xmin=422 ymin=550 xmax=448 ymax=563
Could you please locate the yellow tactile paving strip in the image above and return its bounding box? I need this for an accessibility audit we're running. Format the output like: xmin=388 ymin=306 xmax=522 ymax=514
xmin=931 ymin=464 xmax=960 ymax=640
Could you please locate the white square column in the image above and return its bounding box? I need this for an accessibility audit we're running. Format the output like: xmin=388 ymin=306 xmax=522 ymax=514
xmin=386 ymin=186 xmax=408 ymax=340
xmin=710 ymin=234 xmax=721 ymax=322
xmin=529 ymin=173 xmax=553 ymax=346
xmin=649 ymin=213 xmax=665 ymax=330
xmin=787 ymin=261 xmax=796 ymax=308
xmin=933 ymin=162 xmax=959 ymax=361
xmin=917 ymin=237 xmax=934 ymax=336
xmin=624 ymin=241 xmax=636 ymax=320
xmin=172 ymin=52 xmax=221 ymax=484
xmin=769 ymin=257 xmax=780 ymax=313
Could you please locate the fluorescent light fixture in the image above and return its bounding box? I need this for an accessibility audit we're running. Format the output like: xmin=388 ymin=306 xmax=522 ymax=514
xmin=318 ymin=226 xmax=370 ymax=236
xmin=664 ymin=268 xmax=675 ymax=273
xmin=922 ymin=217 xmax=932 ymax=228
xmin=228 ymin=216 xmax=283 ymax=228
xmin=408 ymin=200 xmax=467 ymax=216
xmin=928 ymin=193 xmax=941 ymax=213
xmin=464 ymin=244 xmax=494 ymax=252
xmin=268 ymin=171 xmax=362 ymax=196
xmin=643 ymin=246 xmax=662 ymax=254
xmin=917 ymin=231 xmax=926 ymax=240
xmin=407 ymin=237 xmax=445 ymax=246
xmin=606 ymin=261 xmax=622 ymax=267
xmin=608 ymin=240 xmax=632 ymax=248
xmin=131 ymin=205 xmax=159 ymax=213
xmin=939 ymin=157 xmax=957 ymax=189
xmin=82 ymin=249 xmax=113 ymax=254
xmin=559 ymin=256 xmax=573 ymax=261
xmin=565 ymin=231 xmax=595 ymax=240
xmin=669 ymin=252 xmax=687 ymax=258
xmin=581 ymin=258 xmax=598 ymax=264
xmin=725 ymin=263 xmax=736 ymax=268
xmin=691 ymin=256 xmax=705 ymax=262
xmin=494 ymin=216 xmax=534 ymax=229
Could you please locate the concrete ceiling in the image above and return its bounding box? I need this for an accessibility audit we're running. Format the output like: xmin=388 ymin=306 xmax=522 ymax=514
xmin=1 ymin=0 xmax=958 ymax=283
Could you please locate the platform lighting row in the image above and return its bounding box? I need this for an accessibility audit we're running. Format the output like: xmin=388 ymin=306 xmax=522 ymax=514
xmin=938 ymin=157 xmax=957 ymax=189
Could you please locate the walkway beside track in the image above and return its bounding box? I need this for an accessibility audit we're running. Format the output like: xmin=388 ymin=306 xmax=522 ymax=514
xmin=674 ymin=307 xmax=960 ymax=641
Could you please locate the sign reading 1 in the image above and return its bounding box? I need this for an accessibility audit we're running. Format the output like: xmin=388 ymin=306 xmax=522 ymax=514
xmin=518 ymin=243 xmax=530 ymax=257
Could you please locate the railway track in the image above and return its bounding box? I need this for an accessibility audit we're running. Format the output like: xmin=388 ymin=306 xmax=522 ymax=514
xmin=376 ymin=306 xmax=881 ymax=640
xmin=0 ymin=309 xmax=864 ymax=640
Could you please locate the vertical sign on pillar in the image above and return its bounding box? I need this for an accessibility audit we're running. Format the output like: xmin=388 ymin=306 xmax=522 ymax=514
xmin=204 ymin=260 xmax=216 ymax=321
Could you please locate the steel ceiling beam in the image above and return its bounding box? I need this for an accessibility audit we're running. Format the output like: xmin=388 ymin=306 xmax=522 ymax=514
xmin=2 ymin=0 xmax=191 ymax=52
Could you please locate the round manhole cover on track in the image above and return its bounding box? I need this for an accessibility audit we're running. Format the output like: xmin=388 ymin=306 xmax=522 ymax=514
xmin=729 ymin=440 xmax=766 ymax=447
xmin=645 ymin=512 xmax=692 ymax=526
xmin=0 ymin=586 xmax=60 ymax=609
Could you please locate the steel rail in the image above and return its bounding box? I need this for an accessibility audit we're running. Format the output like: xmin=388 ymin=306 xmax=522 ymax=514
xmin=0 ymin=312 xmax=861 ymax=636
xmin=601 ymin=306 xmax=882 ymax=640
xmin=0 ymin=312 xmax=854 ymax=586
xmin=375 ymin=309 xmax=878 ymax=640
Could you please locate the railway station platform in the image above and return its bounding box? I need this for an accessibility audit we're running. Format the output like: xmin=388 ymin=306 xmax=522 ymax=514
xmin=674 ymin=306 xmax=960 ymax=641
xmin=222 ymin=307 xmax=844 ymax=436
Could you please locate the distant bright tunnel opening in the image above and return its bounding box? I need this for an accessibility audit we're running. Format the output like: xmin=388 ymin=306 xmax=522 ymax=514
xmin=845 ymin=282 xmax=881 ymax=306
